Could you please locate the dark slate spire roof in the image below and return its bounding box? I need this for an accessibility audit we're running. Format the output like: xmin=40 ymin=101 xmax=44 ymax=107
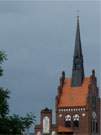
xmin=74 ymin=16 xmax=82 ymax=58
xmin=71 ymin=16 xmax=84 ymax=87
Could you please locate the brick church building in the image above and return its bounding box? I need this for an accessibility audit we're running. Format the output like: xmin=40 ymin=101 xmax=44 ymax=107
xmin=34 ymin=17 xmax=100 ymax=135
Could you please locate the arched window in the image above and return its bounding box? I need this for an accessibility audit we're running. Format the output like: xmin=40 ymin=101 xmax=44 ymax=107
xmin=92 ymin=119 xmax=97 ymax=133
xmin=43 ymin=116 xmax=50 ymax=134
xmin=73 ymin=114 xmax=80 ymax=127
xmin=64 ymin=115 xmax=71 ymax=127
xmin=91 ymin=112 xmax=98 ymax=133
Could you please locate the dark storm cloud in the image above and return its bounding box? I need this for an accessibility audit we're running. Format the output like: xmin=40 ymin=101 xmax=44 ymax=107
xmin=0 ymin=1 xmax=100 ymax=123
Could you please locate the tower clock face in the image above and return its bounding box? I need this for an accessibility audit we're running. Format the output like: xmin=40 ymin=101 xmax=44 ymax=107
xmin=43 ymin=116 xmax=50 ymax=134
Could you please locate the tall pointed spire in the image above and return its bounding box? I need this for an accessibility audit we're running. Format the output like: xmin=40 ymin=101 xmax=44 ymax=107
xmin=71 ymin=16 xmax=84 ymax=87
xmin=74 ymin=16 xmax=82 ymax=58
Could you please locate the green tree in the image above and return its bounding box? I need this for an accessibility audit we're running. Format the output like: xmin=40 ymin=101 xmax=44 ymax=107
xmin=0 ymin=51 xmax=9 ymax=118
xmin=0 ymin=51 xmax=10 ymax=134
xmin=8 ymin=114 xmax=25 ymax=135
xmin=0 ymin=50 xmax=7 ymax=76
xmin=0 ymin=51 xmax=36 ymax=134
xmin=0 ymin=88 xmax=10 ymax=118
xmin=0 ymin=117 xmax=10 ymax=134
xmin=22 ymin=112 xmax=36 ymax=134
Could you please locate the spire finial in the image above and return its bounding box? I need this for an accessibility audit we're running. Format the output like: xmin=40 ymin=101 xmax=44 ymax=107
xmin=76 ymin=10 xmax=80 ymax=26
xmin=77 ymin=10 xmax=80 ymax=18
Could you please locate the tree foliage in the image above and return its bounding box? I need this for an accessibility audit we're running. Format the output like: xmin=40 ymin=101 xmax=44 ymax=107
xmin=22 ymin=112 xmax=36 ymax=129
xmin=0 ymin=51 xmax=36 ymax=134
xmin=0 ymin=51 xmax=7 ymax=76
xmin=21 ymin=112 xmax=36 ymax=134
xmin=0 ymin=113 xmax=36 ymax=134
xmin=0 ymin=88 xmax=10 ymax=118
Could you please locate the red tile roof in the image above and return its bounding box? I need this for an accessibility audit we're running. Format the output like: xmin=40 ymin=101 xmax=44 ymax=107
xmin=58 ymin=77 xmax=90 ymax=107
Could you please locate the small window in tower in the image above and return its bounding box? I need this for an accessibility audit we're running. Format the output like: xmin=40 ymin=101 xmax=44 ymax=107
xmin=64 ymin=115 xmax=71 ymax=127
xmin=92 ymin=112 xmax=97 ymax=133
xmin=92 ymin=120 xmax=95 ymax=133
xmin=92 ymin=120 xmax=98 ymax=133
xmin=73 ymin=114 xmax=80 ymax=127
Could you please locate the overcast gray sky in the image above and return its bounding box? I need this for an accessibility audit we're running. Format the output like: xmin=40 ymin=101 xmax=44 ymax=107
xmin=0 ymin=1 xmax=100 ymax=123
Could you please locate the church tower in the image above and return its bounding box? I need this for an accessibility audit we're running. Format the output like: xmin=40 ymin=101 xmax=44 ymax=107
xmin=34 ymin=16 xmax=100 ymax=135
xmin=55 ymin=16 xmax=100 ymax=135
xmin=71 ymin=16 xmax=84 ymax=87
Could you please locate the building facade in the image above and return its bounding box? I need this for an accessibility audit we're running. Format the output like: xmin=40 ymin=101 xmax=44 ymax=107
xmin=34 ymin=17 xmax=100 ymax=135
